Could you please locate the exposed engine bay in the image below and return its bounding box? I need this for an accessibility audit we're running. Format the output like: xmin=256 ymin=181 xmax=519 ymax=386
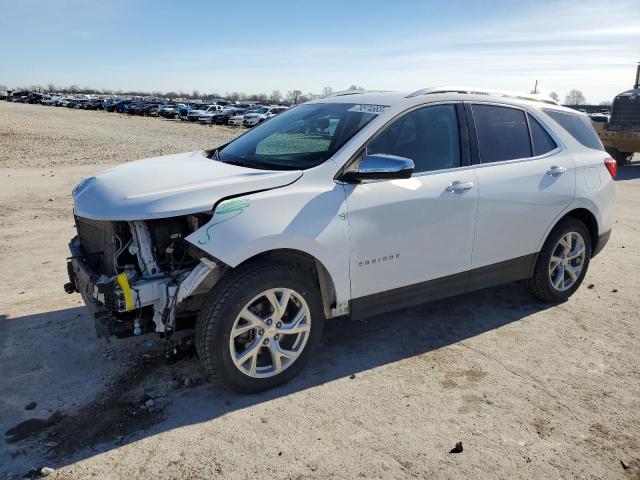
xmin=65 ymin=212 xmax=225 ymax=338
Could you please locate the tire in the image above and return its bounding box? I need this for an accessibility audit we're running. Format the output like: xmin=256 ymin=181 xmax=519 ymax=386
xmin=527 ymin=218 xmax=592 ymax=303
xmin=607 ymin=147 xmax=633 ymax=166
xmin=195 ymin=261 xmax=325 ymax=393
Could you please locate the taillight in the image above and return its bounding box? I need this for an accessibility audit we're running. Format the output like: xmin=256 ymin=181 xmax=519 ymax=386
xmin=604 ymin=157 xmax=617 ymax=179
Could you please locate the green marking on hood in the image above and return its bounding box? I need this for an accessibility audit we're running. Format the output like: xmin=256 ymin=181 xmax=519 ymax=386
xmin=197 ymin=198 xmax=250 ymax=245
xmin=216 ymin=198 xmax=250 ymax=215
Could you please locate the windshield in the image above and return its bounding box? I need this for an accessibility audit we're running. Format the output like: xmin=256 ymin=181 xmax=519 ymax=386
xmin=218 ymin=103 xmax=378 ymax=170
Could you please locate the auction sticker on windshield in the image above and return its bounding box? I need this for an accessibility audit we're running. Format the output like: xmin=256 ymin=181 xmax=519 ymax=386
xmin=347 ymin=104 xmax=388 ymax=114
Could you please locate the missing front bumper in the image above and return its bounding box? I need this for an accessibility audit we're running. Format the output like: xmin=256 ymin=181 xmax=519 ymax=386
xmin=66 ymin=236 xmax=218 ymax=337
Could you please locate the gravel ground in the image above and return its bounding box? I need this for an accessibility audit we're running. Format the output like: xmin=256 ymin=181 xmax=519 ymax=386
xmin=0 ymin=102 xmax=238 ymax=168
xmin=1 ymin=101 xmax=639 ymax=479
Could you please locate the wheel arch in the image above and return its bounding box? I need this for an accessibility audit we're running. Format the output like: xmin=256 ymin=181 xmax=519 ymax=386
xmin=542 ymin=207 xmax=600 ymax=257
xmin=231 ymin=248 xmax=342 ymax=319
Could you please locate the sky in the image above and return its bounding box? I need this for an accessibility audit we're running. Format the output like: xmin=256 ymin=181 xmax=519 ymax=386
xmin=1 ymin=0 xmax=639 ymax=103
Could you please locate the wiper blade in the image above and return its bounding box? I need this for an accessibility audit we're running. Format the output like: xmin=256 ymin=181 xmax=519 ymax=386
xmin=222 ymin=158 xmax=271 ymax=170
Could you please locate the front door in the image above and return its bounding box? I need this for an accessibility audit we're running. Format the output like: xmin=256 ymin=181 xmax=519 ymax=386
xmin=343 ymin=103 xmax=479 ymax=316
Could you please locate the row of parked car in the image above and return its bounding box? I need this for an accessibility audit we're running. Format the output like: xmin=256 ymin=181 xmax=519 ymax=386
xmin=7 ymin=92 xmax=289 ymax=128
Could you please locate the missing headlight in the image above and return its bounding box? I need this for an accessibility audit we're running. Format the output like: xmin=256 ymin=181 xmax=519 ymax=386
xmin=145 ymin=212 xmax=213 ymax=271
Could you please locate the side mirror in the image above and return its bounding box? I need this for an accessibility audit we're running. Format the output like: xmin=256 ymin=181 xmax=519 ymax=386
xmin=341 ymin=154 xmax=414 ymax=182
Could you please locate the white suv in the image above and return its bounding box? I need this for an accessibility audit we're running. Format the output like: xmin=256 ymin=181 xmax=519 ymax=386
xmin=243 ymin=106 xmax=289 ymax=127
xmin=65 ymin=88 xmax=615 ymax=392
xmin=186 ymin=105 xmax=222 ymax=122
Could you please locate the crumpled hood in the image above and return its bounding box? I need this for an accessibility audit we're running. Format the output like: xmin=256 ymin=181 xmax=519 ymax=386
xmin=73 ymin=150 xmax=303 ymax=220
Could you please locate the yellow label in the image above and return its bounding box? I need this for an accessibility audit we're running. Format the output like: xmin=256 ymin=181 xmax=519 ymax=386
xmin=116 ymin=273 xmax=134 ymax=311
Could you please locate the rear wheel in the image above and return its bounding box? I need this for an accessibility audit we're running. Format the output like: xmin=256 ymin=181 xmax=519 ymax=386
xmin=607 ymin=147 xmax=633 ymax=166
xmin=527 ymin=218 xmax=591 ymax=303
xmin=195 ymin=262 xmax=324 ymax=393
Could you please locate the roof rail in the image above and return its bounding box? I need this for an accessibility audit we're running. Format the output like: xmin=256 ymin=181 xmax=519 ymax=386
xmin=326 ymin=89 xmax=392 ymax=98
xmin=405 ymin=86 xmax=559 ymax=105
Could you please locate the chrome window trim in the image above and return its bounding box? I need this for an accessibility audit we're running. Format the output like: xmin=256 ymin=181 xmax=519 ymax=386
xmin=409 ymin=144 xmax=562 ymax=176
xmin=461 ymin=145 xmax=565 ymax=172
xmin=464 ymin=101 xmax=566 ymax=168
xmin=335 ymin=99 xmax=567 ymax=183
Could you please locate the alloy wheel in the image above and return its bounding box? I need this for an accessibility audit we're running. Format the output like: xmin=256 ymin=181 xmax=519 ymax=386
xmin=548 ymin=231 xmax=586 ymax=291
xmin=229 ymin=288 xmax=311 ymax=378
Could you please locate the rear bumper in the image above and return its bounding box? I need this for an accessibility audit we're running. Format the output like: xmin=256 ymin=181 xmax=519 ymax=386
xmin=592 ymin=229 xmax=611 ymax=257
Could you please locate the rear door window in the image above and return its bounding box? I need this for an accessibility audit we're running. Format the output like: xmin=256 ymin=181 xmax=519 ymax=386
xmin=543 ymin=109 xmax=604 ymax=151
xmin=471 ymin=105 xmax=532 ymax=163
xmin=528 ymin=114 xmax=557 ymax=156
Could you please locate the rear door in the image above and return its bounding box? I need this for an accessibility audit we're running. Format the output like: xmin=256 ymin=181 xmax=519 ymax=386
xmin=467 ymin=103 xmax=575 ymax=280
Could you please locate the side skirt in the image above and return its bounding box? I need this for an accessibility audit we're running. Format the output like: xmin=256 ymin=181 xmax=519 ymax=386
xmin=350 ymin=254 xmax=537 ymax=320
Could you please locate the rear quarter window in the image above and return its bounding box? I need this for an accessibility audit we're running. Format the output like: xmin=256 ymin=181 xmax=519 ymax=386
xmin=543 ymin=109 xmax=604 ymax=151
xmin=528 ymin=114 xmax=557 ymax=156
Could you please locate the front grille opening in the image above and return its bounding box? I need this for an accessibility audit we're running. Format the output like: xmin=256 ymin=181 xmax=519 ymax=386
xmin=75 ymin=217 xmax=134 ymax=276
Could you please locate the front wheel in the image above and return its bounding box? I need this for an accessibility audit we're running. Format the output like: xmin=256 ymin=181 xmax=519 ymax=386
xmin=527 ymin=218 xmax=592 ymax=303
xmin=195 ymin=262 xmax=325 ymax=393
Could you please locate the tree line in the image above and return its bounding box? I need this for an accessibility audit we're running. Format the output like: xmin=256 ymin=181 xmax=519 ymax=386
xmin=0 ymin=83 xmax=365 ymax=105
xmin=1 ymin=82 xmax=610 ymax=106
xmin=548 ymin=89 xmax=609 ymax=106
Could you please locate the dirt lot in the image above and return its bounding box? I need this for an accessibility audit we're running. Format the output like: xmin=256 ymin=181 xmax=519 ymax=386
xmin=1 ymin=101 xmax=639 ymax=479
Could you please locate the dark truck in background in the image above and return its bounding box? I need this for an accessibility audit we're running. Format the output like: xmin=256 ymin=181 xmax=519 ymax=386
xmin=592 ymin=63 xmax=640 ymax=166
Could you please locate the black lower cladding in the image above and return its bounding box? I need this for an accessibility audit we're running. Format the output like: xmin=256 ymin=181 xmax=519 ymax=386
xmin=350 ymin=254 xmax=537 ymax=320
xmin=74 ymin=216 xmax=132 ymax=276
xmin=592 ymin=229 xmax=611 ymax=258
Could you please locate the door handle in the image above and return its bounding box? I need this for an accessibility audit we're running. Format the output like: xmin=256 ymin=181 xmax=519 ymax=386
xmin=546 ymin=165 xmax=567 ymax=176
xmin=446 ymin=180 xmax=474 ymax=192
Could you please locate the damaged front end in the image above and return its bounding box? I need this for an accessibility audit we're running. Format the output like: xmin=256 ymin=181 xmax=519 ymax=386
xmin=65 ymin=214 xmax=225 ymax=338
xmin=64 ymin=150 xmax=304 ymax=338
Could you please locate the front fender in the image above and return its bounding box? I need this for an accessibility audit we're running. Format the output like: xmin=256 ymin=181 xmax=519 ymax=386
xmin=185 ymin=182 xmax=352 ymax=304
